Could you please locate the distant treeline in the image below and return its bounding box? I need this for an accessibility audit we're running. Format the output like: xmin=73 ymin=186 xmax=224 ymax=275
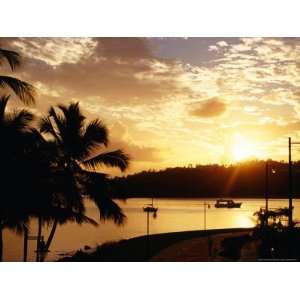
xmin=112 ymin=160 xmax=300 ymax=198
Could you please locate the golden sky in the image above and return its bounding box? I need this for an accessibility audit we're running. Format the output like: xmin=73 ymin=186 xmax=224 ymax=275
xmin=2 ymin=37 xmax=300 ymax=174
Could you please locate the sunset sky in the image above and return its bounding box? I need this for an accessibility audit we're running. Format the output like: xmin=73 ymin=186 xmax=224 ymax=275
xmin=2 ymin=37 xmax=300 ymax=174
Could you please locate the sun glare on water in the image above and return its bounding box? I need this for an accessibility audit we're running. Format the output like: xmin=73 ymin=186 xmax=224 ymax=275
xmin=232 ymin=133 xmax=263 ymax=162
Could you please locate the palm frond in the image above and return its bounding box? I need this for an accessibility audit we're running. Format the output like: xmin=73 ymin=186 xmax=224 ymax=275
xmin=22 ymin=128 xmax=45 ymax=150
xmin=9 ymin=109 xmax=34 ymax=130
xmin=39 ymin=116 xmax=54 ymax=134
xmin=49 ymin=107 xmax=65 ymax=131
xmin=98 ymin=198 xmax=126 ymax=225
xmin=0 ymin=76 xmax=35 ymax=104
xmin=2 ymin=213 xmax=29 ymax=234
xmin=0 ymin=49 xmax=21 ymax=71
xmin=73 ymin=213 xmax=98 ymax=226
xmin=79 ymin=119 xmax=109 ymax=160
xmin=43 ymin=207 xmax=98 ymax=226
xmin=83 ymin=149 xmax=130 ymax=171
xmin=0 ymin=94 xmax=10 ymax=122
xmin=55 ymin=170 xmax=85 ymax=213
xmin=39 ymin=116 xmax=62 ymax=142
xmin=45 ymin=103 xmax=110 ymax=162
xmin=83 ymin=171 xmax=126 ymax=225
xmin=58 ymin=102 xmax=85 ymax=135
xmin=83 ymin=119 xmax=108 ymax=147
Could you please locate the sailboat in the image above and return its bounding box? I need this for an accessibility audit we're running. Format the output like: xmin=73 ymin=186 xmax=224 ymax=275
xmin=143 ymin=198 xmax=158 ymax=213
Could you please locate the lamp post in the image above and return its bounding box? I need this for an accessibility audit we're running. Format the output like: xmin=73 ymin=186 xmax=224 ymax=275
xmin=143 ymin=200 xmax=158 ymax=259
xmin=203 ymin=199 xmax=210 ymax=231
xmin=204 ymin=199 xmax=206 ymax=231
xmin=203 ymin=199 xmax=211 ymax=259
xmin=146 ymin=210 xmax=149 ymax=236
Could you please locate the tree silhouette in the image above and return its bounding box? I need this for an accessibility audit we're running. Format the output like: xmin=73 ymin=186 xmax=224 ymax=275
xmin=0 ymin=47 xmax=36 ymax=261
xmin=12 ymin=125 xmax=100 ymax=261
xmin=37 ymin=102 xmax=130 ymax=260
xmin=0 ymin=48 xmax=35 ymax=104
xmin=0 ymin=47 xmax=131 ymax=261
xmin=0 ymin=95 xmax=36 ymax=261
xmin=112 ymin=160 xmax=295 ymax=198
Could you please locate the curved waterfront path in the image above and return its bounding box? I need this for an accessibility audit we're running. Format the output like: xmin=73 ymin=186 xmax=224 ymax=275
xmin=59 ymin=227 xmax=254 ymax=261
xmin=151 ymin=229 xmax=254 ymax=262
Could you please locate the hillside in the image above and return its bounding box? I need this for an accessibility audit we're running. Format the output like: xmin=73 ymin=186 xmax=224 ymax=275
xmin=112 ymin=160 xmax=300 ymax=198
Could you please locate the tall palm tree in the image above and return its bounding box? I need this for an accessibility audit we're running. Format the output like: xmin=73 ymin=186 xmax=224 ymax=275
xmin=0 ymin=48 xmax=38 ymax=261
xmin=38 ymin=102 xmax=130 ymax=260
xmin=0 ymin=48 xmax=35 ymax=104
xmin=0 ymin=99 xmax=99 ymax=261
xmin=0 ymin=94 xmax=37 ymax=261
xmin=0 ymin=47 xmax=35 ymax=260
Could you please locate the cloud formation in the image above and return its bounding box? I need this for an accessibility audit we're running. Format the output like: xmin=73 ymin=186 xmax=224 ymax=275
xmin=190 ymin=97 xmax=227 ymax=118
xmin=2 ymin=38 xmax=195 ymax=108
xmin=2 ymin=37 xmax=300 ymax=170
xmin=12 ymin=38 xmax=97 ymax=66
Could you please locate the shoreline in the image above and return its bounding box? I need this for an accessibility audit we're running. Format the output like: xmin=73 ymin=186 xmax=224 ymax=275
xmin=58 ymin=227 xmax=253 ymax=262
xmin=114 ymin=197 xmax=300 ymax=200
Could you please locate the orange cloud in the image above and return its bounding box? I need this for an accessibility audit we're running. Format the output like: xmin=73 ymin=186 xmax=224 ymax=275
xmin=189 ymin=97 xmax=227 ymax=118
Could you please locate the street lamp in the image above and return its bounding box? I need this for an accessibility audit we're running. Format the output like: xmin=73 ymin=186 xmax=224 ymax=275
xmin=203 ymin=199 xmax=210 ymax=231
xmin=203 ymin=200 xmax=212 ymax=260
xmin=143 ymin=200 xmax=158 ymax=258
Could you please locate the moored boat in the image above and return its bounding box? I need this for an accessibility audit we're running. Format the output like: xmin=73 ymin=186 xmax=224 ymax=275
xmin=215 ymin=199 xmax=242 ymax=208
xmin=143 ymin=206 xmax=158 ymax=213
xmin=143 ymin=198 xmax=158 ymax=212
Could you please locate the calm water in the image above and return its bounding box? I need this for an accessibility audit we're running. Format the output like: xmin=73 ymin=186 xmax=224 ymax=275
xmin=3 ymin=198 xmax=300 ymax=261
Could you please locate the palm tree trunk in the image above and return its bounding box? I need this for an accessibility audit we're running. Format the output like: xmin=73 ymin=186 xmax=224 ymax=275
xmin=23 ymin=225 xmax=28 ymax=262
xmin=0 ymin=225 xmax=3 ymax=262
xmin=40 ymin=219 xmax=58 ymax=262
xmin=36 ymin=216 xmax=42 ymax=262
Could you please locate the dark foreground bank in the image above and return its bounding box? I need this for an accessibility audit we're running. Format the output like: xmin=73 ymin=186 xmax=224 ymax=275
xmin=58 ymin=228 xmax=251 ymax=262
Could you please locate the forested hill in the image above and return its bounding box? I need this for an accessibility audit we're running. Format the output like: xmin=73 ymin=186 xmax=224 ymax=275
xmin=112 ymin=160 xmax=300 ymax=198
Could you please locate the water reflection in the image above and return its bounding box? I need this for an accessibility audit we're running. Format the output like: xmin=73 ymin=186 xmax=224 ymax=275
xmin=3 ymin=198 xmax=299 ymax=261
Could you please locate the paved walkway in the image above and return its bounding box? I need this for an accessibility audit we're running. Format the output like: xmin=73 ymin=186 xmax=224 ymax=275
xmin=150 ymin=230 xmax=254 ymax=262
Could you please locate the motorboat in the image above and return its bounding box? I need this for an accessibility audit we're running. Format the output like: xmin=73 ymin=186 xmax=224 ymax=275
xmin=215 ymin=199 xmax=242 ymax=208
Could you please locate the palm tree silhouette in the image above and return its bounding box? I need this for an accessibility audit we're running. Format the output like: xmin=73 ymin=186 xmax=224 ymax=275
xmin=0 ymin=48 xmax=36 ymax=260
xmin=0 ymin=47 xmax=130 ymax=262
xmin=37 ymin=102 xmax=130 ymax=261
xmin=0 ymin=48 xmax=35 ymax=104
xmin=9 ymin=124 xmax=99 ymax=261
xmin=0 ymin=94 xmax=37 ymax=261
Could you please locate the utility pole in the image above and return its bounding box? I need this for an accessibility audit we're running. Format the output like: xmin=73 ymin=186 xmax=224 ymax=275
xmin=204 ymin=199 xmax=206 ymax=231
xmin=146 ymin=211 xmax=149 ymax=236
xmin=203 ymin=200 xmax=212 ymax=260
xmin=143 ymin=201 xmax=158 ymax=259
xmin=288 ymin=137 xmax=293 ymax=228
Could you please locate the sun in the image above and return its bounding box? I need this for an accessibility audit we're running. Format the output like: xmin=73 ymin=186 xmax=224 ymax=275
xmin=232 ymin=133 xmax=262 ymax=162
